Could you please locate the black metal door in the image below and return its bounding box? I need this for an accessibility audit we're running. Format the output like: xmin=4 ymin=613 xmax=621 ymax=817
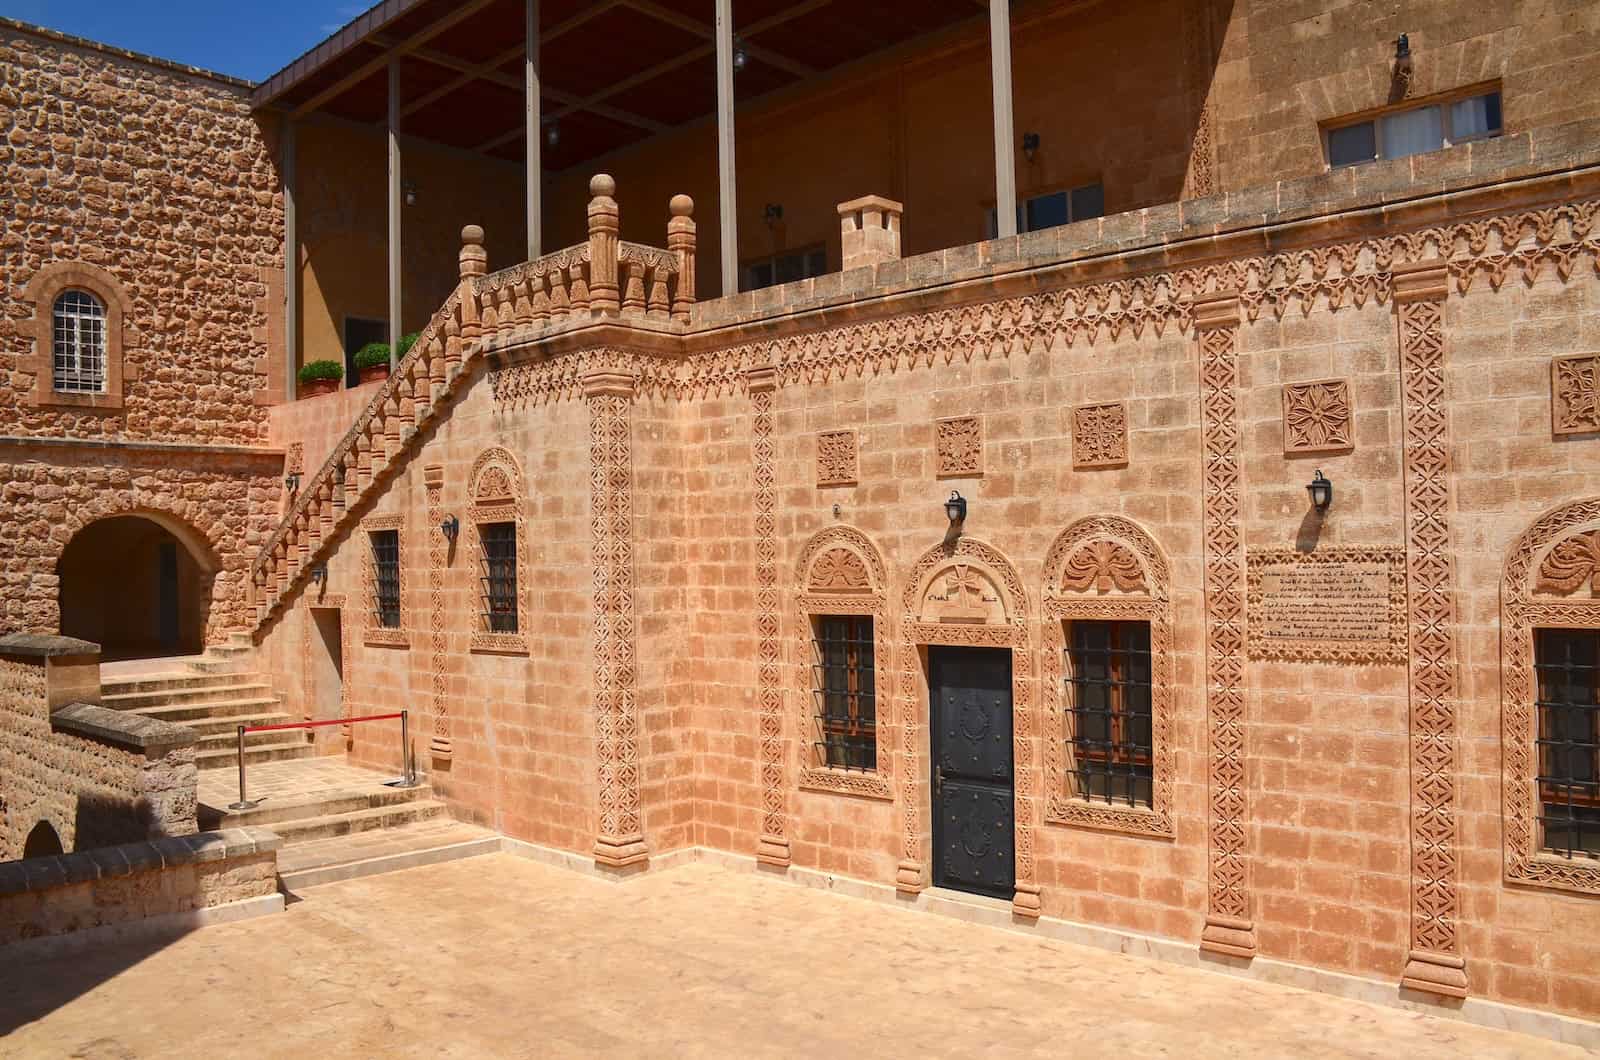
xmin=930 ymin=645 xmax=1014 ymax=899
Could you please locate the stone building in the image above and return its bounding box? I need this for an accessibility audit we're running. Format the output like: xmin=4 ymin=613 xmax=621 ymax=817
xmin=3 ymin=0 xmax=1600 ymax=1036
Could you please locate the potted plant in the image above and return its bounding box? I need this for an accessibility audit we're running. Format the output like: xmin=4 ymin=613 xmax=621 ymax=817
xmin=397 ymin=331 xmax=421 ymax=357
xmin=354 ymin=342 xmax=392 ymax=384
xmin=298 ymin=360 xmax=343 ymax=398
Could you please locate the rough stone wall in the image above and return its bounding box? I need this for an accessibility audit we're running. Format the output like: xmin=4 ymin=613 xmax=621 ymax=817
xmin=0 ymin=25 xmax=282 ymax=440
xmin=0 ymin=660 xmax=197 ymax=861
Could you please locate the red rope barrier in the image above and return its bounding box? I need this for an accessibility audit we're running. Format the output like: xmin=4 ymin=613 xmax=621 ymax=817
xmin=243 ymin=712 xmax=404 ymax=735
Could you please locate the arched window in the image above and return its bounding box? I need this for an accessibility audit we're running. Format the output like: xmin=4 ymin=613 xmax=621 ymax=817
xmin=52 ymin=290 xmax=108 ymax=393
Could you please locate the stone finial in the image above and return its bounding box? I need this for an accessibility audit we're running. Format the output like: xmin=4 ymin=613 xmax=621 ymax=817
xmin=459 ymin=224 xmax=487 ymax=281
xmin=837 ymin=195 xmax=903 ymax=271
xmin=588 ymin=174 xmax=620 ymax=313
xmin=667 ymin=194 xmax=696 ymax=322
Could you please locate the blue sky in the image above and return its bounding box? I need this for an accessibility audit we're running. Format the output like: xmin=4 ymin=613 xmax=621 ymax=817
xmin=0 ymin=1 xmax=369 ymax=82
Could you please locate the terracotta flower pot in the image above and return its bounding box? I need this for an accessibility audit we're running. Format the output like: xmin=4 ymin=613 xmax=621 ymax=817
xmin=300 ymin=377 xmax=338 ymax=398
xmin=359 ymin=363 xmax=391 ymax=385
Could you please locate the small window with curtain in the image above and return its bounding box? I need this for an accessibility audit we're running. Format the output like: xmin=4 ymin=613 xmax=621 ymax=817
xmin=370 ymin=529 xmax=401 ymax=629
xmin=480 ymin=522 xmax=518 ymax=634
xmin=1325 ymin=87 xmax=1502 ymax=168
xmin=1066 ymin=619 xmax=1153 ymax=807
xmin=985 ymin=182 xmax=1105 ymax=239
xmin=52 ymin=290 xmax=107 ymax=394
xmin=812 ymin=615 xmax=875 ymax=771
xmin=1536 ymin=628 xmax=1600 ymax=859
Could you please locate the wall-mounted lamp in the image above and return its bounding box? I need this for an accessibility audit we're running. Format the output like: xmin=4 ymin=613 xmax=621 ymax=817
xmin=310 ymin=564 xmax=327 ymax=585
xmin=440 ymin=514 xmax=460 ymax=542
xmin=284 ymin=472 xmax=300 ymax=492
xmin=944 ymin=490 xmax=968 ymax=526
xmin=545 ymin=121 xmax=560 ymax=148
xmin=1022 ymin=131 xmax=1040 ymax=163
xmin=1395 ymin=33 xmax=1411 ymax=62
xmin=1307 ymin=470 xmax=1333 ymax=513
xmin=763 ymin=203 xmax=783 ymax=227
xmin=733 ymin=37 xmax=748 ymax=73
xmin=402 ymin=179 xmax=418 ymax=207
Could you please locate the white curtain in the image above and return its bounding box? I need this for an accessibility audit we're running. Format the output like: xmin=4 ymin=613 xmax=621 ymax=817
xmin=1382 ymin=104 xmax=1442 ymax=160
xmin=1451 ymin=96 xmax=1496 ymax=140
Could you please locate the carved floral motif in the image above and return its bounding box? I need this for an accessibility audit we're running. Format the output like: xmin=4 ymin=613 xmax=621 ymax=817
xmin=1536 ymin=529 xmax=1600 ymax=595
xmin=1552 ymin=354 xmax=1599 ymax=436
xmin=1283 ymin=379 xmax=1353 ymax=453
xmin=808 ymin=548 xmax=872 ymax=592
xmin=1072 ymin=403 xmax=1128 ymax=469
xmin=936 ymin=416 xmax=982 ymax=477
xmin=816 ymin=430 xmax=858 ymax=487
xmin=1060 ymin=540 xmax=1146 ymax=594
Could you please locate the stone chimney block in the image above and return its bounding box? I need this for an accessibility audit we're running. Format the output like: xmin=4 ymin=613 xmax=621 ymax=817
xmin=838 ymin=195 xmax=903 ymax=271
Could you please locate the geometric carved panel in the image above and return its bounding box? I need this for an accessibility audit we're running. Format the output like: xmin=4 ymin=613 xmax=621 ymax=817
xmin=1552 ymin=353 xmax=1599 ymax=436
xmin=1072 ymin=402 xmax=1128 ymax=468
xmin=816 ymin=429 xmax=858 ymax=486
xmin=1283 ymin=379 xmax=1353 ymax=453
xmin=935 ymin=416 xmax=982 ymax=477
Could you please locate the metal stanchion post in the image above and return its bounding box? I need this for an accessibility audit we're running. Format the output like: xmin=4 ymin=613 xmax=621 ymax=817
xmin=228 ymin=725 xmax=256 ymax=809
xmin=400 ymin=709 xmax=414 ymax=786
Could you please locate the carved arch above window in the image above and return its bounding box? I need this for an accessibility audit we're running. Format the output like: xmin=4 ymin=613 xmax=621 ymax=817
xmin=793 ymin=525 xmax=892 ymax=799
xmin=1502 ymin=497 xmax=1600 ymax=894
xmin=1041 ymin=515 xmax=1175 ymax=839
xmin=22 ymin=261 xmax=134 ymax=411
xmin=467 ymin=446 xmax=529 ymax=655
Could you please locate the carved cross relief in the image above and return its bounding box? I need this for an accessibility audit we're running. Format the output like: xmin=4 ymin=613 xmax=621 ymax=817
xmin=920 ymin=561 xmax=1005 ymax=624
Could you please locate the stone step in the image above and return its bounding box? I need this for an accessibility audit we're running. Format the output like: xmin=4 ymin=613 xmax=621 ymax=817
xmin=102 ymin=671 xmax=264 ymax=696
xmin=263 ymin=799 xmax=447 ymax=844
xmin=275 ymin=819 xmax=499 ymax=891
xmin=103 ymin=682 xmax=275 ymax=708
xmin=126 ymin=696 xmax=284 ymax=723
xmin=195 ymin=741 xmax=313 ymax=770
xmin=194 ymin=728 xmax=305 ymax=753
xmin=200 ymin=782 xmax=433 ymax=829
xmin=179 ymin=711 xmax=296 ymax=737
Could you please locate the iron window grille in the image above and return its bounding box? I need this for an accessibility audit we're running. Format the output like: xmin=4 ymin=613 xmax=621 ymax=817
xmin=370 ymin=529 xmax=401 ymax=629
xmin=1535 ymin=628 xmax=1600 ymax=859
xmin=480 ymin=522 xmax=518 ymax=634
xmin=1066 ymin=619 xmax=1154 ymax=807
xmin=52 ymin=290 xmax=107 ymax=394
xmin=811 ymin=614 xmax=875 ymax=771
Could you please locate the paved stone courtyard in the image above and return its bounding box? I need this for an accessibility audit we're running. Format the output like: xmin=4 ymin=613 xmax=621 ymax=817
xmin=0 ymin=855 xmax=1583 ymax=1058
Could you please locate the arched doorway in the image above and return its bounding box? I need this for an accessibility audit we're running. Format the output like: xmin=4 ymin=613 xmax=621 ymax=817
xmin=58 ymin=514 xmax=217 ymax=659
xmin=23 ymin=821 xmax=64 ymax=859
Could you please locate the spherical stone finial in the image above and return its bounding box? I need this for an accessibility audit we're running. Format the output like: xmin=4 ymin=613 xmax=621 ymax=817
xmin=669 ymin=194 xmax=694 ymax=217
xmin=590 ymin=173 xmax=616 ymax=199
xmin=461 ymin=224 xmax=484 ymax=246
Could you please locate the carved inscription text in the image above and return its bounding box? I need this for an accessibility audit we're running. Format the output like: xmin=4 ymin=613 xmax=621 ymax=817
xmin=1247 ymin=548 xmax=1407 ymax=663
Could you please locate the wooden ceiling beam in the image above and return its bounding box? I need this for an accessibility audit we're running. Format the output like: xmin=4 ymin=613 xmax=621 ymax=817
xmin=620 ymin=0 xmax=819 ymax=79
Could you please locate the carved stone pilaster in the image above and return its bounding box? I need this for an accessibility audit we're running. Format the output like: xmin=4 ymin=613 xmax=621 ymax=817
xmin=1392 ymin=261 xmax=1468 ymax=999
xmin=749 ymin=364 xmax=790 ymax=867
xmin=423 ymin=463 xmax=451 ymax=764
xmin=584 ymin=367 xmax=647 ymax=868
xmin=1193 ymin=290 xmax=1256 ymax=960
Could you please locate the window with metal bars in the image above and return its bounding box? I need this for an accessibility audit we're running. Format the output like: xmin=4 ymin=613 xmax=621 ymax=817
xmin=1535 ymin=628 xmax=1600 ymax=859
xmin=52 ymin=290 xmax=106 ymax=393
xmin=370 ymin=529 xmax=401 ymax=629
xmin=480 ymin=522 xmax=518 ymax=634
xmin=811 ymin=615 xmax=875 ymax=771
xmin=1066 ymin=619 xmax=1153 ymax=807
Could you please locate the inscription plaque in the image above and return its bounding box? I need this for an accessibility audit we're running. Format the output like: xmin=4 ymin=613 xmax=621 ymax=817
xmin=1247 ymin=547 xmax=1407 ymax=663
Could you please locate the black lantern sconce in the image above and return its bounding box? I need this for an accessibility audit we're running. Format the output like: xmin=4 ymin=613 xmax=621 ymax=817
xmin=545 ymin=121 xmax=560 ymax=148
xmin=1307 ymin=470 xmax=1333 ymax=514
xmin=402 ymin=179 xmax=418 ymax=207
xmin=284 ymin=472 xmax=300 ymax=493
xmin=310 ymin=564 xmax=327 ymax=585
xmin=763 ymin=203 xmax=784 ymax=228
xmin=1395 ymin=33 xmax=1412 ymax=63
xmin=733 ymin=37 xmax=749 ymax=73
xmin=1022 ymin=131 xmax=1040 ymax=163
xmin=440 ymin=514 xmax=460 ymax=543
xmin=944 ymin=490 xmax=968 ymax=526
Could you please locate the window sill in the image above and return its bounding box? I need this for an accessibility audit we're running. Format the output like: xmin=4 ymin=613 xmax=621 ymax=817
xmin=1046 ymin=794 xmax=1173 ymax=839
xmin=1509 ymin=851 xmax=1600 ymax=897
xmin=470 ymin=632 xmax=528 ymax=655
xmin=28 ymin=390 xmax=124 ymax=412
xmin=364 ymin=629 xmax=410 ymax=649
xmin=799 ymin=766 xmax=892 ymax=801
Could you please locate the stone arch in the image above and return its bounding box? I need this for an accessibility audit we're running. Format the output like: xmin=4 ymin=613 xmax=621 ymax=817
xmin=791 ymin=526 xmax=892 ymax=799
xmin=22 ymin=260 xmax=134 ymax=410
xmin=23 ymin=819 xmax=64 ymax=859
xmin=56 ymin=507 xmax=223 ymax=660
xmin=1500 ymin=496 xmax=1600 ymax=895
xmin=466 ymin=446 xmax=528 ymax=654
xmin=901 ymin=536 xmax=1029 ymax=625
xmin=468 ymin=445 xmax=525 ymax=503
xmin=1040 ymin=515 xmax=1176 ymax=838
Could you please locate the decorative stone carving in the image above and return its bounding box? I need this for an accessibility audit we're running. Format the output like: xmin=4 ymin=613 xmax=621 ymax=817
xmin=1246 ymin=548 xmax=1407 ymax=663
xmin=422 ymin=464 xmax=450 ymax=762
xmin=935 ymin=416 xmax=982 ymax=477
xmin=1551 ymin=353 xmax=1599 ymax=436
xmin=1393 ymin=261 xmax=1466 ymax=1000
xmin=918 ymin=562 xmax=1007 ymax=625
xmin=1501 ymin=498 xmax=1600 ymax=897
xmin=467 ymin=447 xmax=529 ymax=655
xmin=1283 ymin=379 xmax=1353 ymax=453
xmin=751 ymin=367 xmax=789 ymax=865
xmin=1072 ymin=403 xmax=1129 ymax=469
xmin=1193 ymin=291 xmax=1256 ymax=960
xmin=285 ymin=442 xmax=304 ymax=476
xmin=794 ymin=525 xmax=892 ymax=800
xmin=585 ymin=370 xmax=647 ymax=868
xmin=360 ymin=513 xmax=408 ymax=649
xmin=815 ymin=429 xmax=858 ymax=487
xmin=1041 ymin=516 xmax=1174 ymax=838
xmin=1537 ymin=529 xmax=1600 ymax=595
xmin=1060 ymin=540 xmax=1146 ymax=594
xmin=899 ymin=537 xmax=1038 ymax=918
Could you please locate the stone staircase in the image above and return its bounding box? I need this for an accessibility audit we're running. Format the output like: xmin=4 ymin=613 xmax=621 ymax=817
xmin=99 ymin=669 xmax=314 ymax=771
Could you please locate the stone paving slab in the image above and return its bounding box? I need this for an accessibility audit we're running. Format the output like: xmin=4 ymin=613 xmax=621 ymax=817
xmin=197 ymin=756 xmax=412 ymax=813
xmin=0 ymin=855 xmax=1584 ymax=1058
